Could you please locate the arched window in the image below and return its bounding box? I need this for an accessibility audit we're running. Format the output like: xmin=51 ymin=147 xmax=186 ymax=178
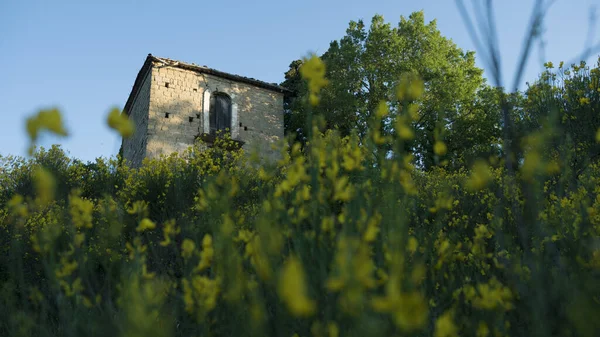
xmin=209 ymin=92 xmax=232 ymax=135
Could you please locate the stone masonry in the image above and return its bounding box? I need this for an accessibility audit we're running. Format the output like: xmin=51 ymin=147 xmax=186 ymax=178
xmin=121 ymin=54 xmax=289 ymax=167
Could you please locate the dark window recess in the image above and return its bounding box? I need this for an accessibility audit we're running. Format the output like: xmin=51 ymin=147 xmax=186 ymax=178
xmin=165 ymin=82 xmax=170 ymax=88
xmin=193 ymin=88 xmax=197 ymax=92
xmin=209 ymin=93 xmax=232 ymax=135
xmin=189 ymin=116 xmax=194 ymax=123
xmin=239 ymin=122 xmax=242 ymax=127
xmin=164 ymin=112 xmax=170 ymax=118
xmin=244 ymin=126 xmax=248 ymax=131
xmin=196 ymin=114 xmax=201 ymax=119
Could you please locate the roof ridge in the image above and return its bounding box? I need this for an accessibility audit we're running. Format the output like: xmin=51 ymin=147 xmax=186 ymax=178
xmin=147 ymin=54 xmax=289 ymax=93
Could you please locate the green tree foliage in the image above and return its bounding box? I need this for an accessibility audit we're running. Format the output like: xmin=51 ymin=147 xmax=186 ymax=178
xmin=519 ymin=59 xmax=600 ymax=179
xmin=283 ymin=12 xmax=486 ymax=168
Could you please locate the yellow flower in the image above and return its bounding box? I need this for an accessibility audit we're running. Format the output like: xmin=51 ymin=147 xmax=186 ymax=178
xmin=74 ymin=233 xmax=86 ymax=248
xmin=159 ymin=219 xmax=180 ymax=246
xmin=434 ymin=141 xmax=447 ymax=156
xmin=300 ymin=55 xmax=329 ymax=106
xmin=396 ymin=72 xmax=424 ymax=100
xmin=371 ymin=273 xmax=428 ymax=331
xmin=465 ymin=160 xmax=493 ymax=191
xmin=375 ymin=101 xmax=389 ymax=118
xmin=278 ymin=255 xmax=316 ymax=317
xmin=7 ymin=194 xmax=28 ymax=217
xmin=181 ymin=238 xmax=196 ymax=259
xmin=467 ymin=277 xmax=514 ymax=311
xmin=521 ymin=151 xmax=541 ymax=180
xmin=107 ymin=107 xmax=135 ymax=138
xmin=327 ymin=322 xmax=339 ymax=337
xmin=333 ymin=175 xmax=353 ymax=201
xmin=395 ymin=115 xmax=414 ymax=140
xmin=196 ymin=234 xmax=214 ymax=272
xmin=33 ymin=167 xmax=55 ymax=205
xmin=26 ymin=108 xmax=68 ymax=142
xmin=69 ymin=193 xmax=94 ymax=229
xmin=477 ymin=321 xmax=490 ymax=337
xmin=55 ymin=257 xmax=78 ymax=278
xmin=136 ymin=218 xmax=156 ymax=232
xmin=127 ymin=200 xmax=149 ymax=216
xmin=407 ymin=236 xmax=418 ymax=254
xmin=363 ymin=218 xmax=380 ymax=243
xmin=182 ymin=275 xmax=220 ymax=319
xmin=434 ymin=310 xmax=458 ymax=337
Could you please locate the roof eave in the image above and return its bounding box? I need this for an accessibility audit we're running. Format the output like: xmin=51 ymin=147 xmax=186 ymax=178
xmin=149 ymin=55 xmax=292 ymax=95
xmin=123 ymin=54 xmax=154 ymax=116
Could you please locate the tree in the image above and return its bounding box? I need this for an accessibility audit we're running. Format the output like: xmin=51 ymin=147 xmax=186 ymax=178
xmin=282 ymin=11 xmax=487 ymax=169
xmin=519 ymin=58 xmax=600 ymax=178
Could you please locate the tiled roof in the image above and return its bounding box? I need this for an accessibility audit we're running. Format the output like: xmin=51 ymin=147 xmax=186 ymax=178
xmin=123 ymin=54 xmax=290 ymax=115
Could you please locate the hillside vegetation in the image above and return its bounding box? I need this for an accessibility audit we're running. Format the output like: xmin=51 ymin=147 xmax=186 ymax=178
xmin=2 ymin=12 xmax=600 ymax=337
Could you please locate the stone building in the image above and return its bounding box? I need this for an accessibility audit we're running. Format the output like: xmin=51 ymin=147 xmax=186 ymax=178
xmin=121 ymin=54 xmax=289 ymax=167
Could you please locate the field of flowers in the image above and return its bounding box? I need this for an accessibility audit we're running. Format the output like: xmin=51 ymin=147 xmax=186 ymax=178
xmin=1 ymin=56 xmax=600 ymax=337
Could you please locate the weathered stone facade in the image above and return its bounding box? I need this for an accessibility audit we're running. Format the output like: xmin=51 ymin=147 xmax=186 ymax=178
xmin=122 ymin=55 xmax=288 ymax=167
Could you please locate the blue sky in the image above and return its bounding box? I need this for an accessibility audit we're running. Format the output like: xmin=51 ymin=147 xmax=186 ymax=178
xmin=1 ymin=0 xmax=598 ymax=162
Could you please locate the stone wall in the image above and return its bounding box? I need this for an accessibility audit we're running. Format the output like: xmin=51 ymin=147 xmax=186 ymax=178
xmin=122 ymin=67 xmax=151 ymax=168
xmin=145 ymin=62 xmax=285 ymax=162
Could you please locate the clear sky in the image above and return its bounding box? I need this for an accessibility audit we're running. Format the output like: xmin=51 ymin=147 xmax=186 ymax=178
xmin=1 ymin=0 xmax=598 ymax=162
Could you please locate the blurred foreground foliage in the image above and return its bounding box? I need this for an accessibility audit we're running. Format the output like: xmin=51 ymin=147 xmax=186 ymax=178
xmin=2 ymin=14 xmax=600 ymax=336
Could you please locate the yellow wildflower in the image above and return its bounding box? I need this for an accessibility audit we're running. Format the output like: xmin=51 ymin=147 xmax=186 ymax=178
xmin=107 ymin=107 xmax=135 ymax=138
xmin=521 ymin=151 xmax=541 ymax=180
xmin=371 ymin=273 xmax=428 ymax=331
xmin=182 ymin=275 xmax=220 ymax=318
xmin=395 ymin=115 xmax=414 ymax=140
xmin=328 ymin=322 xmax=339 ymax=337
xmin=196 ymin=234 xmax=214 ymax=272
xmin=375 ymin=101 xmax=389 ymax=118
xmin=407 ymin=236 xmax=418 ymax=254
xmin=7 ymin=194 xmax=28 ymax=217
xmin=396 ymin=72 xmax=424 ymax=100
xmin=363 ymin=215 xmax=381 ymax=243
xmin=434 ymin=310 xmax=458 ymax=337
xmin=69 ymin=193 xmax=94 ymax=229
xmin=136 ymin=218 xmax=156 ymax=232
xmin=333 ymin=175 xmax=353 ymax=201
xmin=26 ymin=108 xmax=68 ymax=142
xmin=278 ymin=255 xmax=316 ymax=317
xmin=181 ymin=238 xmax=196 ymax=259
xmin=127 ymin=200 xmax=149 ymax=216
xmin=477 ymin=321 xmax=490 ymax=337
xmin=74 ymin=233 xmax=85 ymax=248
xmin=55 ymin=257 xmax=78 ymax=278
xmin=299 ymin=55 xmax=329 ymax=106
xmin=159 ymin=219 xmax=180 ymax=246
xmin=434 ymin=141 xmax=447 ymax=156
xmin=33 ymin=167 xmax=55 ymax=205
xmin=465 ymin=160 xmax=493 ymax=191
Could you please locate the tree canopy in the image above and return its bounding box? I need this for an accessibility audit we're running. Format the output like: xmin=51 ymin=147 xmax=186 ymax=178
xmin=283 ymin=11 xmax=491 ymax=168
